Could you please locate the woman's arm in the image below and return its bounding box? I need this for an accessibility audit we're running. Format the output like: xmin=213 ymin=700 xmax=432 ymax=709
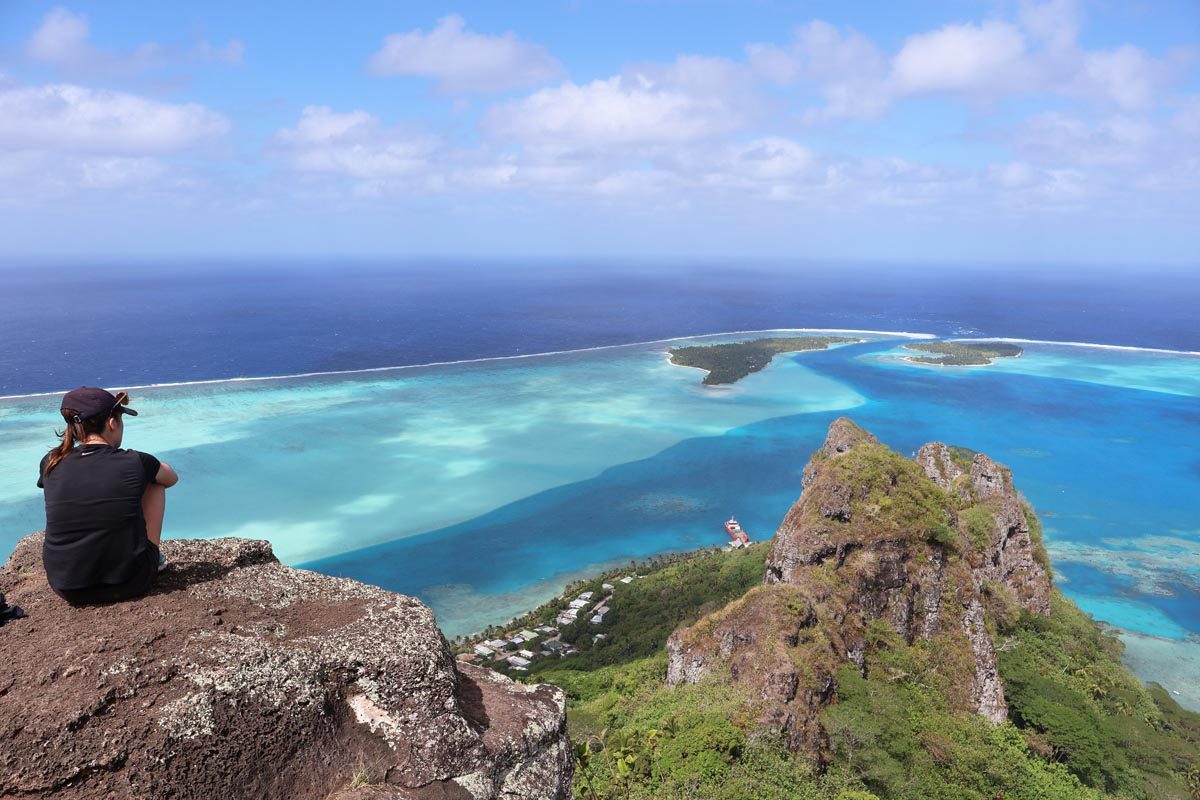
xmin=155 ymin=462 xmax=179 ymax=488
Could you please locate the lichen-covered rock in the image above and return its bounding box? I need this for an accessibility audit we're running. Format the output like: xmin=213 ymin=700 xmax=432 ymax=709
xmin=917 ymin=444 xmax=1052 ymax=616
xmin=667 ymin=418 xmax=1052 ymax=759
xmin=0 ymin=535 xmax=572 ymax=800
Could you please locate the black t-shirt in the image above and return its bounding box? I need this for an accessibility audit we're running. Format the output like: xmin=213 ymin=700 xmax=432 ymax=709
xmin=38 ymin=445 xmax=161 ymax=591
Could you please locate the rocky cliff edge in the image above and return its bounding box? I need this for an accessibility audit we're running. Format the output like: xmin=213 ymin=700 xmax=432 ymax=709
xmin=0 ymin=535 xmax=573 ymax=800
xmin=667 ymin=418 xmax=1052 ymax=758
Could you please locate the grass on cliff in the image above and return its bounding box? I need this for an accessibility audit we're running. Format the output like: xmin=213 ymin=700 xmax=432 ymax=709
xmin=1021 ymin=501 xmax=1054 ymax=573
xmin=668 ymin=336 xmax=855 ymax=385
xmin=812 ymin=438 xmax=955 ymax=543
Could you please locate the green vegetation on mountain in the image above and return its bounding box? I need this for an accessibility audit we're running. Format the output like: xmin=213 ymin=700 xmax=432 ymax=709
xmin=821 ymin=625 xmax=1103 ymax=800
xmin=998 ymin=594 xmax=1200 ymax=797
xmin=668 ymin=336 xmax=856 ymax=385
xmin=904 ymin=341 xmax=1024 ymax=365
xmin=818 ymin=438 xmax=954 ymax=540
xmin=821 ymin=596 xmax=1200 ymax=800
xmin=547 ymin=562 xmax=1199 ymax=799
xmin=563 ymin=655 xmax=876 ymax=800
xmin=471 ymin=419 xmax=1198 ymax=799
xmin=506 ymin=423 xmax=1200 ymax=799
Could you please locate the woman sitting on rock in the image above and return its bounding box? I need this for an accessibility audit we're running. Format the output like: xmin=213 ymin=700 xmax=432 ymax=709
xmin=38 ymin=387 xmax=178 ymax=605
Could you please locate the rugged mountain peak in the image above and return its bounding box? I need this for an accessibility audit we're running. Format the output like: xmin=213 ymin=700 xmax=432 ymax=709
xmin=915 ymin=441 xmax=968 ymax=490
xmin=668 ymin=419 xmax=1052 ymax=757
xmin=819 ymin=416 xmax=879 ymax=457
xmin=0 ymin=534 xmax=573 ymax=800
xmin=916 ymin=442 xmax=1014 ymax=503
xmin=801 ymin=417 xmax=878 ymax=489
xmin=914 ymin=442 xmax=1051 ymax=616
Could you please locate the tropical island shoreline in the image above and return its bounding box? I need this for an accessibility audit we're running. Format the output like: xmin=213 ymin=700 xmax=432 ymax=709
xmin=902 ymin=340 xmax=1025 ymax=366
xmin=11 ymin=331 xmax=1200 ymax=403
xmin=0 ymin=328 xmax=928 ymax=401
xmin=667 ymin=335 xmax=860 ymax=385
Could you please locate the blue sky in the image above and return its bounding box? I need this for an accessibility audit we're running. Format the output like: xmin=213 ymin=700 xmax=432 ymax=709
xmin=0 ymin=1 xmax=1197 ymax=265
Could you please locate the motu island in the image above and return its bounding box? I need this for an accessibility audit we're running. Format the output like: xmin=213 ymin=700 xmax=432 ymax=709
xmin=668 ymin=336 xmax=857 ymax=385
xmin=904 ymin=340 xmax=1024 ymax=366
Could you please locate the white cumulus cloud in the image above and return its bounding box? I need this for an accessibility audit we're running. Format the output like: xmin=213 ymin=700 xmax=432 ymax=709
xmin=892 ymin=21 xmax=1029 ymax=95
xmin=1017 ymin=0 xmax=1081 ymax=52
xmin=1077 ymin=46 xmax=1164 ymax=112
xmin=483 ymin=68 xmax=746 ymax=150
xmin=273 ymin=106 xmax=440 ymax=181
xmin=0 ymin=82 xmax=230 ymax=154
xmin=887 ymin=5 xmax=1182 ymax=112
xmin=26 ymin=6 xmax=92 ymax=64
xmin=749 ymin=2 xmax=1182 ymax=120
xmin=25 ymin=6 xmax=243 ymax=78
xmin=655 ymin=137 xmax=826 ymax=197
xmin=1011 ymin=112 xmax=1156 ymax=167
xmin=0 ymin=148 xmax=206 ymax=204
xmin=986 ymin=161 xmax=1089 ymax=209
xmin=368 ymin=14 xmax=562 ymax=94
xmin=748 ymin=21 xmax=891 ymax=121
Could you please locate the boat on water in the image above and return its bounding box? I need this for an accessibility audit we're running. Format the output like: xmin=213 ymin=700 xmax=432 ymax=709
xmin=724 ymin=517 xmax=751 ymax=547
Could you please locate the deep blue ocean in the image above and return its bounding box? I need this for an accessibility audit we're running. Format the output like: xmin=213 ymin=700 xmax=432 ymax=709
xmin=2 ymin=261 xmax=1197 ymax=706
xmin=2 ymin=261 xmax=1197 ymax=395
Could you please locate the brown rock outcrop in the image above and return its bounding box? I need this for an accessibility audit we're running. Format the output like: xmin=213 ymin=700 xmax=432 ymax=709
xmin=915 ymin=442 xmax=1051 ymax=616
xmin=0 ymin=535 xmax=573 ymax=800
xmin=667 ymin=418 xmax=1052 ymax=757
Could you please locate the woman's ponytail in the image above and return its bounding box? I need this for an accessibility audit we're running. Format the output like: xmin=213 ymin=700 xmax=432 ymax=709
xmin=43 ymin=409 xmax=99 ymax=477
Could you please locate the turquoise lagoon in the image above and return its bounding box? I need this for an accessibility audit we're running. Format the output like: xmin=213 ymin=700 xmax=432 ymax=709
xmin=1 ymin=331 xmax=1197 ymax=707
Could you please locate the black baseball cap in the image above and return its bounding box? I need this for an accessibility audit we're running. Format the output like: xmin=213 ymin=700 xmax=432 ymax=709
xmin=61 ymin=387 xmax=138 ymax=422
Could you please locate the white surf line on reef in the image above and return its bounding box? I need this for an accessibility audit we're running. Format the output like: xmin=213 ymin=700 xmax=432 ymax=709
xmin=949 ymin=337 xmax=1200 ymax=357
xmin=0 ymin=328 xmax=934 ymax=401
